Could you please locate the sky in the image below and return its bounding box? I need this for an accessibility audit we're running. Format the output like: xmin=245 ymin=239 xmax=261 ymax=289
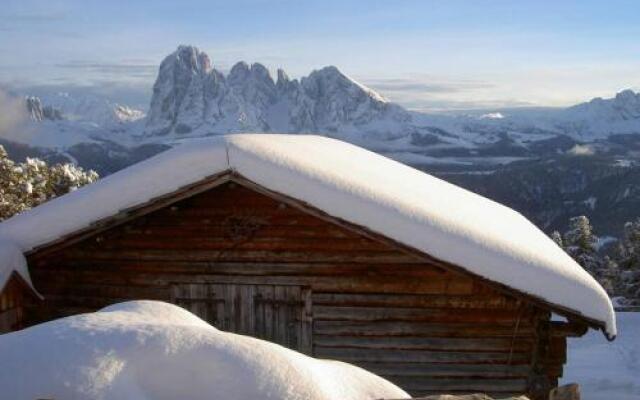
xmin=0 ymin=0 xmax=639 ymax=111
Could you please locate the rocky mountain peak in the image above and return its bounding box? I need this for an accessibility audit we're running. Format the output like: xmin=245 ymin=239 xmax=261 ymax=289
xmin=25 ymin=96 xmax=63 ymax=122
xmin=173 ymin=45 xmax=212 ymax=74
xmin=566 ymin=88 xmax=640 ymax=123
xmin=615 ymin=89 xmax=639 ymax=102
xmin=145 ymin=45 xmax=408 ymax=137
xmin=228 ymin=61 xmax=250 ymax=82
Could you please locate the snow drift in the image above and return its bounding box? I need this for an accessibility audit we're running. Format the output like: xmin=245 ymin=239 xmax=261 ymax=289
xmin=0 ymin=300 xmax=408 ymax=400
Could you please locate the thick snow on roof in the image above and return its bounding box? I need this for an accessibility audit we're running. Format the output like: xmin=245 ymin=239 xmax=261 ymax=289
xmin=0 ymin=300 xmax=407 ymax=399
xmin=0 ymin=240 xmax=39 ymax=296
xmin=0 ymin=134 xmax=616 ymax=337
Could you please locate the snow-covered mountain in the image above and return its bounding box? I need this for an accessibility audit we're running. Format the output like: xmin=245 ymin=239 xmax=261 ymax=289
xmin=25 ymin=97 xmax=63 ymax=122
xmin=1 ymin=45 xmax=640 ymax=237
xmin=146 ymin=45 xmax=409 ymax=140
xmin=2 ymin=44 xmax=639 ymax=165
xmin=37 ymin=92 xmax=145 ymax=127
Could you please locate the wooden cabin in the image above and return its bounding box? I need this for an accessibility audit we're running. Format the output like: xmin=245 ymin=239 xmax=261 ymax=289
xmin=0 ymin=134 xmax=615 ymax=399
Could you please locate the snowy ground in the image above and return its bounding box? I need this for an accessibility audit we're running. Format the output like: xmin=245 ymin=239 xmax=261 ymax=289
xmin=562 ymin=312 xmax=640 ymax=400
xmin=0 ymin=301 xmax=407 ymax=400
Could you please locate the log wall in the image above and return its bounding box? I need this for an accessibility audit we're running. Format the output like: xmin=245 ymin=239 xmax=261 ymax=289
xmin=0 ymin=276 xmax=28 ymax=333
xmin=26 ymin=181 xmax=574 ymax=399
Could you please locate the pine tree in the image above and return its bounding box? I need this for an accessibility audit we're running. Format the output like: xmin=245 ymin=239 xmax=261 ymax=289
xmin=551 ymin=230 xmax=564 ymax=249
xmin=563 ymin=215 xmax=599 ymax=274
xmin=597 ymin=256 xmax=619 ymax=296
xmin=616 ymin=218 xmax=640 ymax=306
xmin=0 ymin=145 xmax=98 ymax=221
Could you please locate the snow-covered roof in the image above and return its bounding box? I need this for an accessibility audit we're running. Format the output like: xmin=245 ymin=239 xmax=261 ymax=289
xmin=0 ymin=134 xmax=616 ymax=337
xmin=0 ymin=240 xmax=40 ymax=296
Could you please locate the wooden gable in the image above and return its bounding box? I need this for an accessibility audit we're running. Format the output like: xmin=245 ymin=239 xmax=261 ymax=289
xmin=0 ymin=273 xmax=38 ymax=333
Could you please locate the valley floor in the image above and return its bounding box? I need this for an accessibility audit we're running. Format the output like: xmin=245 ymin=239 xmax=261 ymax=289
xmin=561 ymin=312 xmax=639 ymax=400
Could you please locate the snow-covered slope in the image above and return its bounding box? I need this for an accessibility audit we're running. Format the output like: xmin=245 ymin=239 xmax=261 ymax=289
xmin=39 ymin=92 xmax=145 ymax=126
xmin=556 ymin=89 xmax=640 ymax=139
xmin=563 ymin=311 xmax=640 ymax=400
xmin=0 ymin=300 xmax=408 ymax=400
xmin=145 ymin=45 xmax=410 ymax=139
xmin=0 ymin=134 xmax=616 ymax=337
xmin=0 ymin=93 xmax=147 ymax=150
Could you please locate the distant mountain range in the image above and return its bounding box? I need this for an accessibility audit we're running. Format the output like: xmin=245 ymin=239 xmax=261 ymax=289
xmin=2 ymin=45 xmax=640 ymax=236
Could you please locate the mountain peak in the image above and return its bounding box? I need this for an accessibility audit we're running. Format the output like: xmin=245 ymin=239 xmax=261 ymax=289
xmin=145 ymin=46 xmax=406 ymax=137
xmin=614 ymin=89 xmax=639 ymax=103
xmin=25 ymin=96 xmax=63 ymax=122
xmin=167 ymin=45 xmax=212 ymax=74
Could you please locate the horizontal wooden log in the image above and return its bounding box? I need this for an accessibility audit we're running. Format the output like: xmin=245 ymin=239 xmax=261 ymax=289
xmin=547 ymin=320 xmax=589 ymax=338
xmin=314 ymin=321 xmax=537 ymax=338
xmin=312 ymin=293 xmax=519 ymax=309
xmin=386 ymin=376 xmax=528 ymax=393
xmin=408 ymin=391 xmax=525 ymax=399
xmin=314 ymin=347 xmax=532 ymax=364
xmin=32 ymin=270 xmax=474 ymax=295
xmin=355 ymin=362 xmax=535 ymax=378
xmin=116 ymin=224 xmax=359 ymax=239
xmin=313 ymin=335 xmax=534 ymax=352
xmin=96 ymin=237 xmax=391 ymax=252
xmin=41 ymin=260 xmax=450 ymax=280
xmin=36 ymin=283 xmax=169 ymax=300
xmin=57 ymin=249 xmax=424 ymax=264
xmin=313 ymin=306 xmax=533 ymax=323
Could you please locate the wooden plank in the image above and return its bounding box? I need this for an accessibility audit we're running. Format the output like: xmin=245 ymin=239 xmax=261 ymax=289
xmin=48 ymin=260 xmax=448 ymax=279
xmin=59 ymin=249 xmax=422 ymax=264
xmin=97 ymin=237 xmax=390 ymax=252
xmin=355 ymin=362 xmax=534 ymax=378
xmin=409 ymin=391 xmax=525 ymax=399
xmin=312 ymin=336 xmax=533 ymax=352
xmin=314 ymin=347 xmax=532 ymax=364
xmin=313 ymin=305 xmax=531 ymax=323
xmin=313 ymin=293 xmax=519 ymax=309
xmin=32 ymin=270 xmax=474 ymax=295
xmin=314 ymin=320 xmax=537 ymax=338
xmin=387 ymin=376 xmax=528 ymax=392
xmin=300 ymin=287 xmax=313 ymax=355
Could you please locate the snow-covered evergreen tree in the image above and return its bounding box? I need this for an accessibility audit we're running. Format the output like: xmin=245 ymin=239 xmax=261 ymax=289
xmin=0 ymin=145 xmax=98 ymax=221
xmin=563 ymin=215 xmax=599 ymax=274
xmin=616 ymin=218 xmax=640 ymax=305
xmin=551 ymin=230 xmax=564 ymax=249
xmin=598 ymin=255 xmax=619 ymax=296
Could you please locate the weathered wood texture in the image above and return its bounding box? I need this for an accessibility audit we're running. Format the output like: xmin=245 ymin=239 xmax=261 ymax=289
xmin=0 ymin=275 xmax=29 ymax=333
xmin=26 ymin=182 xmax=576 ymax=399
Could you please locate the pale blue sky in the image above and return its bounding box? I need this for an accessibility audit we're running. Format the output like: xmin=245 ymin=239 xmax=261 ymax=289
xmin=1 ymin=0 xmax=639 ymax=110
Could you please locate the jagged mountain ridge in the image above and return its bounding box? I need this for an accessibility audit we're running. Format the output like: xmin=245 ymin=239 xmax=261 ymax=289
xmin=2 ymin=45 xmax=640 ymax=237
xmin=146 ymin=45 xmax=409 ymax=138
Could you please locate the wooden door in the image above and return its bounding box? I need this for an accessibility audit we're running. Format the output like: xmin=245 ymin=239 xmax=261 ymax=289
xmin=171 ymin=283 xmax=312 ymax=354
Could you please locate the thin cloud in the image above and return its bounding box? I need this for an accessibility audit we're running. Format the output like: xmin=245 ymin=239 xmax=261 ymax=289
xmin=54 ymin=62 xmax=158 ymax=78
xmin=363 ymin=78 xmax=495 ymax=94
xmin=0 ymin=12 xmax=67 ymax=23
xmin=0 ymin=88 xmax=29 ymax=139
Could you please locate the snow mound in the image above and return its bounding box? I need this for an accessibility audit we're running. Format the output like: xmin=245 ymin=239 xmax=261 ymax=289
xmin=0 ymin=300 xmax=408 ymax=400
xmin=0 ymin=134 xmax=615 ymax=337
